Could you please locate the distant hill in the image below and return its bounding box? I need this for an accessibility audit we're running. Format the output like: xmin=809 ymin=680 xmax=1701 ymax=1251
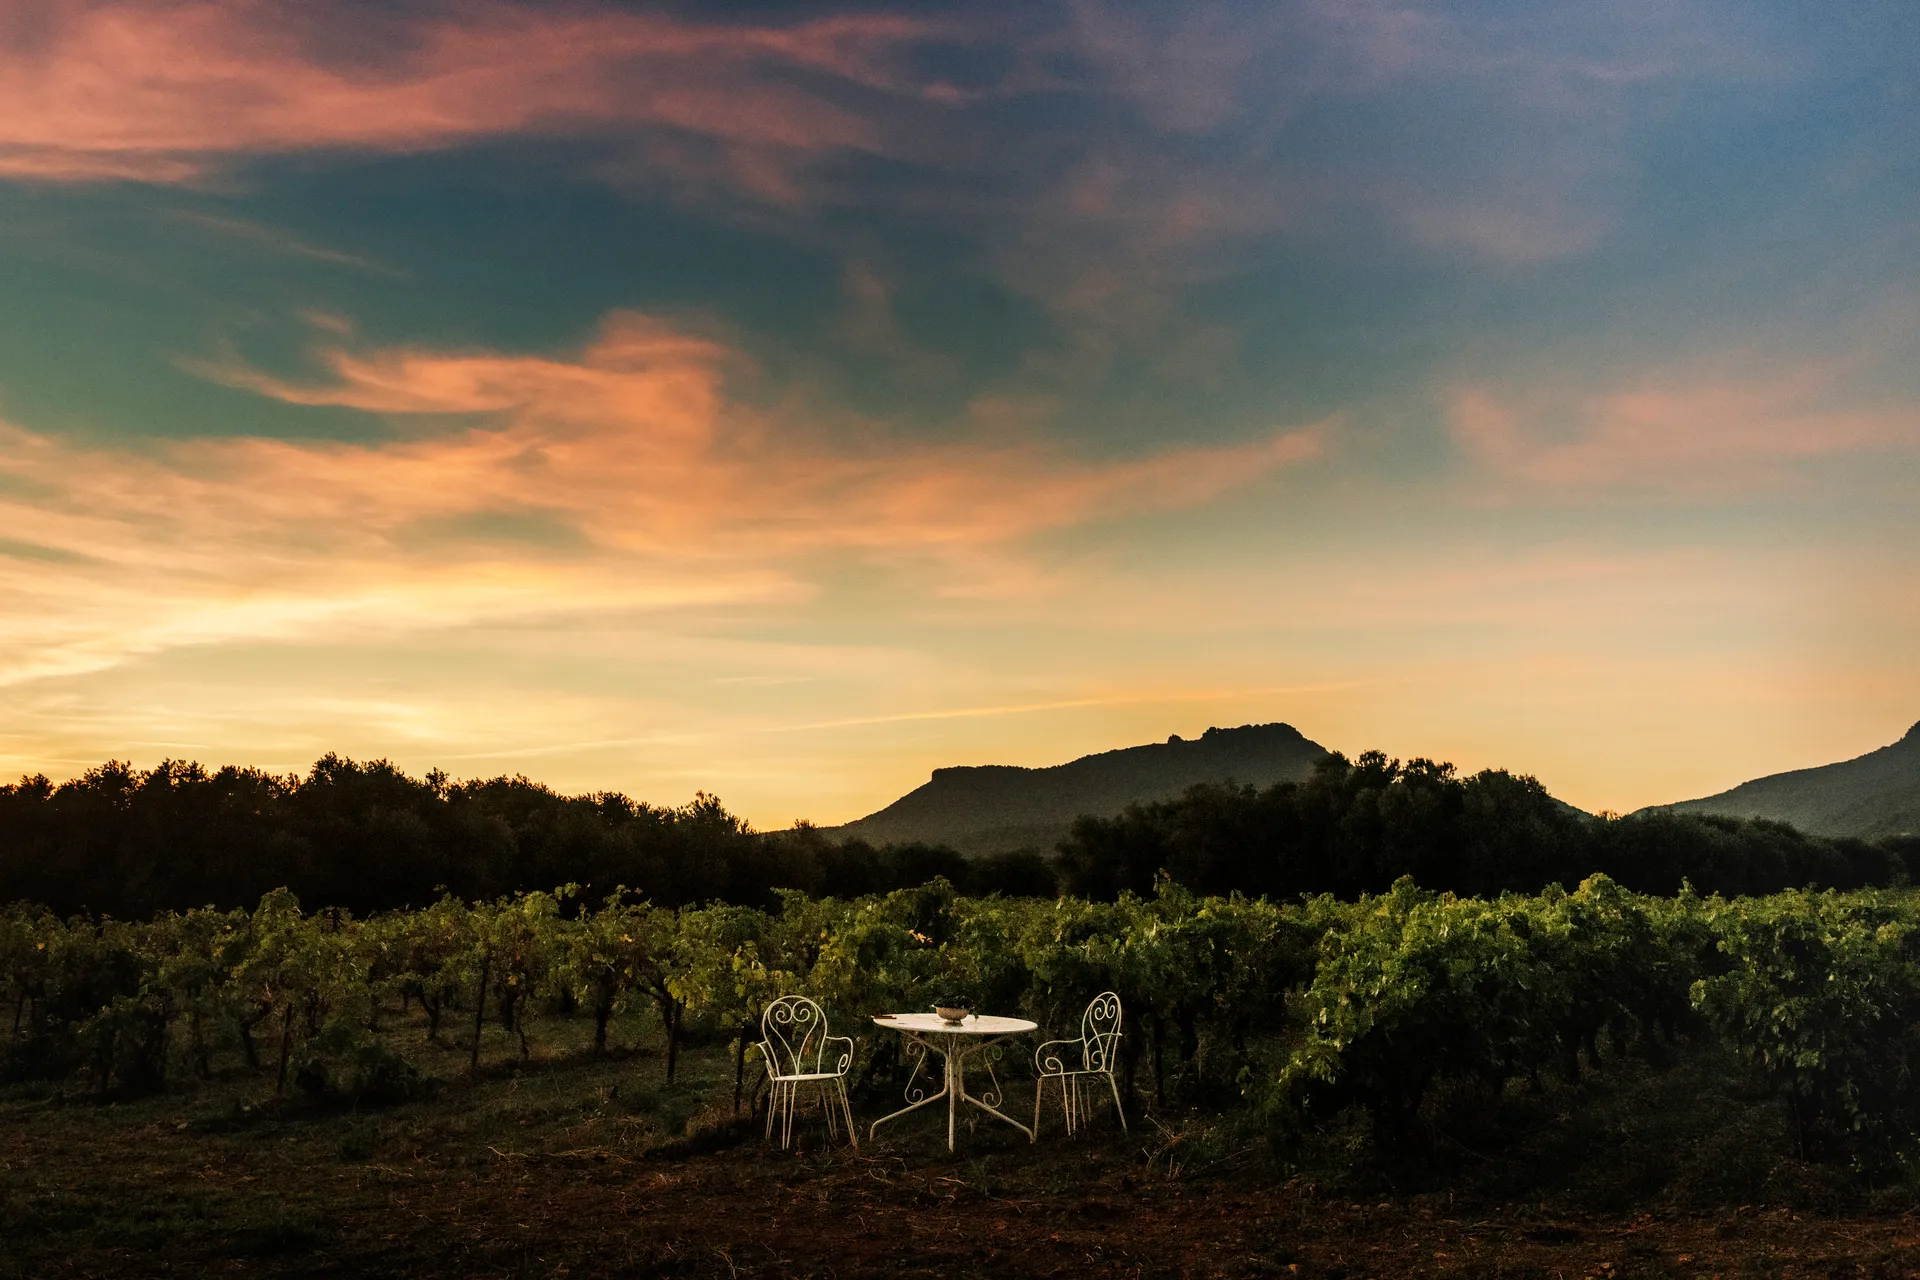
xmin=830 ymin=723 xmax=1330 ymax=855
xmin=1653 ymin=721 xmax=1920 ymax=840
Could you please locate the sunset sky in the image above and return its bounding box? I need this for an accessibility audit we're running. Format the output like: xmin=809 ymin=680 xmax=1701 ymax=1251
xmin=2 ymin=0 xmax=1916 ymax=826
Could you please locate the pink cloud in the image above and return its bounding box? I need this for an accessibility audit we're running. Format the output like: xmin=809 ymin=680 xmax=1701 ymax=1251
xmin=1449 ymin=361 xmax=1920 ymax=492
xmin=0 ymin=310 xmax=1323 ymax=683
xmin=0 ymin=0 xmax=935 ymax=183
xmin=182 ymin=310 xmax=1322 ymax=551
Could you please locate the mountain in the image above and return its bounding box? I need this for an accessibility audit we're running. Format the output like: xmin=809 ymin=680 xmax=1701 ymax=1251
xmin=830 ymin=723 xmax=1330 ymax=855
xmin=1654 ymin=720 xmax=1920 ymax=840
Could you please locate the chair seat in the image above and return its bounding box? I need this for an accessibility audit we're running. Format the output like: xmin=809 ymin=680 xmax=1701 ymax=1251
xmin=767 ymin=1069 xmax=846 ymax=1083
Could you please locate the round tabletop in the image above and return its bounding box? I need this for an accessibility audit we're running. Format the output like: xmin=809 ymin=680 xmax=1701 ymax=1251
xmin=872 ymin=1012 xmax=1038 ymax=1036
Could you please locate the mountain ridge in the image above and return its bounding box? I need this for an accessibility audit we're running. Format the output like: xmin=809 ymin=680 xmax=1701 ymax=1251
xmin=829 ymin=716 xmax=1920 ymax=856
xmin=829 ymin=722 xmax=1330 ymax=855
xmin=1646 ymin=719 xmax=1920 ymax=840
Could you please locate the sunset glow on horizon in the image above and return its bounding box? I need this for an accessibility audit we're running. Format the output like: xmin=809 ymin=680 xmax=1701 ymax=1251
xmin=2 ymin=0 xmax=1916 ymax=826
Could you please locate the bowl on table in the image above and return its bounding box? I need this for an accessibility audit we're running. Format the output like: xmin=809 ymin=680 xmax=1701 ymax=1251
xmin=933 ymin=1001 xmax=974 ymax=1024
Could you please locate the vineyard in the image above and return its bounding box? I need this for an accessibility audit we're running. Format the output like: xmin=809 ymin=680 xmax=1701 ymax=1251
xmin=9 ymin=874 xmax=1920 ymax=1174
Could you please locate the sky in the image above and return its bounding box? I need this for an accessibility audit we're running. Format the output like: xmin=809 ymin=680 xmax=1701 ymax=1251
xmin=1 ymin=0 xmax=1917 ymax=826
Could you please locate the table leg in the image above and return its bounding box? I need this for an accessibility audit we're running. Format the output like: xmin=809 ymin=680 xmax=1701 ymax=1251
xmin=947 ymin=1041 xmax=958 ymax=1152
xmin=954 ymin=1039 xmax=1035 ymax=1142
xmin=868 ymin=1034 xmax=949 ymax=1142
xmin=869 ymin=1080 xmax=949 ymax=1142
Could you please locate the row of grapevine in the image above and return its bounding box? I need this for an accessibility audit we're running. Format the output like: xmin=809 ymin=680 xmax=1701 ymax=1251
xmin=8 ymin=878 xmax=1920 ymax=1162
xmin=1271 ymin=877 xmax=1705 ymax=1140
xmin=1691 ymin=889 xmax=1920 ymax=1159
xmin=0 ymin=879 xmax=1327 ymax=1107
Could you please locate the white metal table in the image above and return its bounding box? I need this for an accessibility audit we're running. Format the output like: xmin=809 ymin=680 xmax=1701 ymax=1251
xmin=867 ymin=1013 xmax=1038 ymax=1151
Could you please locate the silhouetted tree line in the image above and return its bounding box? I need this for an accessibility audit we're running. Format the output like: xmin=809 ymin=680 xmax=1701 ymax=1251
xmin=0 ymin=756 xmax=1051 ymax=918
xmin=1056 ymin=750 xmax=1914 ymax=901
xmin=5 ymin=751 xmax=1907 ymax=919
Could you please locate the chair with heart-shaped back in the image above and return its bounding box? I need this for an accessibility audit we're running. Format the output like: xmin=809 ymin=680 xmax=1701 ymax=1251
xmin=1032 ymin=990 xmax=1127 ymax=1136
xmin=759 ymin=995 xmax=856 ymax=1149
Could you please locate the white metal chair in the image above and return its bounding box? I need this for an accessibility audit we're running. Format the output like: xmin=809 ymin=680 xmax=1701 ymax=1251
xmin=1033 ymin=990 xmax=1127 ymax=1135
xmin=759 ymin=995 xmax=857 ymax=1149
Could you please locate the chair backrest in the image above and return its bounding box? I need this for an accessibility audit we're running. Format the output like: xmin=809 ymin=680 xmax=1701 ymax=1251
xmin=1080 ymin=991 xmax=1122 ymax=1074
xmin=760 ymin=996 xmax=842 ymax=1077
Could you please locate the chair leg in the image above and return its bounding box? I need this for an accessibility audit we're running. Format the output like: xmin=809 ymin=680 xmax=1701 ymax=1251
xmin=838 ymin=1078 xmax=858 ymax=1148
xmin=1107 ymin=1071 xmax=1128 ymax=1132
xmin=1032 ymin=1076 xmax=1046 ymax=1137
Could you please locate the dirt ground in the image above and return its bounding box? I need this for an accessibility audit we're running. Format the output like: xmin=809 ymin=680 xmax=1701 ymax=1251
xmin=7 ymin=1103 xmax=1920 ymax=1279
xmin=6 ymin=1021 xmax=1920 ymax=1278
xmin=319 ymin=1152 xmax=1920 ymax=1279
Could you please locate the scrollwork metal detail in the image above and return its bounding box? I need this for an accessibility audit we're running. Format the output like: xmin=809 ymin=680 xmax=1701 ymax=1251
xmin=900 ymin=1034 xmax=932 ymax=1104
xmin=974 ymin=1040 xmax=1007 ymax=1110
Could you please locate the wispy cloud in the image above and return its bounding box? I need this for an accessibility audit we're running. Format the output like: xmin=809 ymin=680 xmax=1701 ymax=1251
xmin=0 ymin=310 xmax=1324 ymax=686
xmin=0 ymin=0 xmax=935 ymax=185
xmin=0 ymin=0 xmax=1796 ymax=323
xmin=1448 ymin=357 xmax=1920 ymax=494
xmin=166 ymin=210 xmax=403 ymax=275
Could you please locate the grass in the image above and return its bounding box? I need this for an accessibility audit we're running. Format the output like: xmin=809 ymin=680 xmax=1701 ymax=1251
xmin=5 ymin=1004 xmax=1920 ymax=1277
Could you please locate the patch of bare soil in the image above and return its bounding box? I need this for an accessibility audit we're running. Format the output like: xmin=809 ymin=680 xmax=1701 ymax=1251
xmin=8 ymin=1112 xmax=1919 ymax=1279
xmin=353 ymin=1153 xmax=1920 ymax=1279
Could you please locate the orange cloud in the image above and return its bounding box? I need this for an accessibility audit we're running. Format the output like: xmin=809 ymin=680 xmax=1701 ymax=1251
xmin=0 ymin=310 xmax=1323 ymax=684
xmin=0 ymin=0 xmax=934 ymax=184
xmin=1449 ymin=362 xmax=1920 ymax=493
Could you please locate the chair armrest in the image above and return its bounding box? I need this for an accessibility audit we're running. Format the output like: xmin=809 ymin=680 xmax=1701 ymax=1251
xmin=827 ymin=1035 xmax=855 ymax=1076
xmin=1033 ymin=1038 xmax=1081 ymax=1075
xmin=755 ymin=1038 xmax=792 ymax=1081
